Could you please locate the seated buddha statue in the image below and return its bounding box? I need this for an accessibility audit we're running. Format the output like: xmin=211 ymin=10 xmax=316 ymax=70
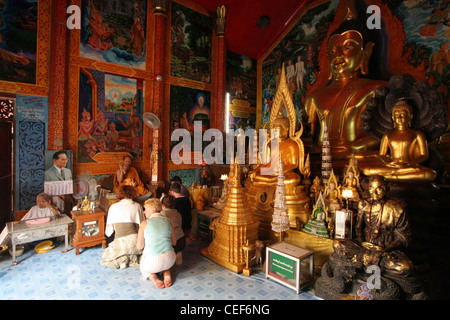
xmin=324 ymin=170 xmax=342 ymax=214
xmin=303 ymin=193 xmax=330 ymax=239
xmin=362 ymin=100 xmax=437 ymax=181
xmin=246 ymin=65 xmax=310 ymax=235
xmin=341 ymin=159 xmax=361 ymax=201
xmin=304 ymin=0 xmax=389 ymax=160
xmin=250 ymin=112 xmax=301 ymax=188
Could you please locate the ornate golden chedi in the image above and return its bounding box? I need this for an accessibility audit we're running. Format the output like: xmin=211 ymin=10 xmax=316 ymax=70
xmin=246 ymin=65 xmax=310 ymax=237
xmin=201 ymin=161 xmax=259 ymax=273
xmin=304 ymin=0 xmax=388 ymax=159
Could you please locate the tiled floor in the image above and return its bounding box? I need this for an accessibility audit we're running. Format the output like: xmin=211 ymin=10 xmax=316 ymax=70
xmin=0 ymin=239 xmax=319 ymax=300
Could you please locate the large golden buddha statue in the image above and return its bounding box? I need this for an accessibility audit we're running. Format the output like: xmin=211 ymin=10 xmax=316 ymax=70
xmin=304 ymin=0 xmax=388 ymax=160
xmin=247 ymin=65 xmax=310 ymax=237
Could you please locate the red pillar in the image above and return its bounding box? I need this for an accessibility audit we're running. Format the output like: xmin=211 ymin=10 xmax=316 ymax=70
xmin=48 ymin=0 xmax=67 ymax=150
xmin=215 ymin=6 xmax=227 ymax=131
xmin=216 ymin=37 xmax=226 ymax=131
xmin=152 ymin=2 xmax=168 ymax=183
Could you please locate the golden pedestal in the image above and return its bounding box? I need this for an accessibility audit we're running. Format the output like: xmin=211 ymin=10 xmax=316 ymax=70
xmin=282 ymin=229 xmax=334 ymax=268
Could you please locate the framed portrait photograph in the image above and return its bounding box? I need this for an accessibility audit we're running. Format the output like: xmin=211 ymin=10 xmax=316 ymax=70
xmin=43 ymin=150 xmax=73 ymax=195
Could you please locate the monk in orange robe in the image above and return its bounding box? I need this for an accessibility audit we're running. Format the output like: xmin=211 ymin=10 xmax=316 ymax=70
xmin=114 ymin=155 xmax=150 ymax=198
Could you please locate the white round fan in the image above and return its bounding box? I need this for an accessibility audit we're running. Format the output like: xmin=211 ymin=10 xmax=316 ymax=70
xmin=143 ymin=112 xmax=161 ymax=129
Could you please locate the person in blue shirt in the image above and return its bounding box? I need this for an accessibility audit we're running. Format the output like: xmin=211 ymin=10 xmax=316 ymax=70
xmin=137 ymin=198 xmax=176 ymax=289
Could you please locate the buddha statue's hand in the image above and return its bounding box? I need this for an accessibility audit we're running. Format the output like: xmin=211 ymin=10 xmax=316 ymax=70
xmin=361 ymin=243 xmax=384 ymax=267
xmin=386 ymin=161 xmax=409 ymax=169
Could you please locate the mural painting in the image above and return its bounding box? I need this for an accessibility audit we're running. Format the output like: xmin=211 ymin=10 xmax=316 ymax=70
xmin=80 ymin=0 xmax=147 ymax=70
xmin=170 ymin=1 xmax=212 ymax=83
xmin=169 ymin=84 xmax=211 ymax=156
xmin=226 ymin=51 xmax=257 ymax=131
xmin=390 ymin=0 xmax=449 ymax=121
xmin=0 ymin=0 xmax=38 ymax=84
xmin=78 ymin=67 xmax=144 ymax=163
xmin=261 ymin=0 xmax=339 ymax=130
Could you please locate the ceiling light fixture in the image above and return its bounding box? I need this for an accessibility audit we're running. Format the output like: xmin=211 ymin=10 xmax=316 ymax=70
xmin=257 ymin=15 xmax=270 ymax=29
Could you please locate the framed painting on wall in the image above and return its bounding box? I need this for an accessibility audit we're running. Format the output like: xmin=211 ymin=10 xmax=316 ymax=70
xmin=170 ymin=1 xmax=212 ymax=83
xmin=226 ymin=51 xmax=257 ymax=131
xmin=77 ymin=67 xmax=145 ymax=163
xmin=0 ymin=0 xmax=38 ymax=84
xmin=79 ymin=0 xmax=147 ymax=70
xmin=169 ymin=84 xmax=211 ymax=159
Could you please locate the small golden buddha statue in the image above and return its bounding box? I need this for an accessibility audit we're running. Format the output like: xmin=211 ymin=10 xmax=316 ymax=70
xmin=309 ymin=176 xmax=324 ymax=204
xmin=304 ymin=0 xmax=388 ymax=159
xmin=362 ymin=100 xmax=437 ymax=181
xmin=81 ymin=196 xmax=90 ymax=211
xmin=341 ymin=158 xmax=360 ymax=201
xmin=324 ymin=170 xmax=342 ymax=214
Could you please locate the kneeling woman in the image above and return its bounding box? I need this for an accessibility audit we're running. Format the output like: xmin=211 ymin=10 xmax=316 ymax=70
xmin=137 ymin=198 xmax=177 ymax=289
xmin=101 ymin=185 xmax=145 ymax=269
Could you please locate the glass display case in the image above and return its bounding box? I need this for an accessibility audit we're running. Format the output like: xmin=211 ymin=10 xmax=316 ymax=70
xmin=266 ymin=242 xmax=314 ymax=294
xmin=71 ymin=209 xmax=106 ymax=255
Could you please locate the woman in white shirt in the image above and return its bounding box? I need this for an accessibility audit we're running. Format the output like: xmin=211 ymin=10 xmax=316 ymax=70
xmin=101 ymin=185 xmax=145 ymax=269
xmin=21 ymin=193 xmax=61 ymax=220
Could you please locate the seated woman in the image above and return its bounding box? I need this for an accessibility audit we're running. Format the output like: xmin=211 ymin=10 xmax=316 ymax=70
xmin=137 ymin=198 xmax=177 ymax=289
xmin=100 ymin=185 xmax=145 ymax=269
xmin=0 ymin=193 xmax=62 ymax=250
xmin=160 ymin=195 xmax=186 ymax=265
xmin=21 ymin=193 xmax=61 ymax=220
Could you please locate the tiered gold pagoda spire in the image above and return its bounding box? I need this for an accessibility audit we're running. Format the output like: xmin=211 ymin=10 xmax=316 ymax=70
xmin=201 ymin=159 xmax=259 ymax=273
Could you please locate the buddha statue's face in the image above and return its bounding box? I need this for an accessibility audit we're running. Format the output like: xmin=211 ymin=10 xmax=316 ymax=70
xmin=272 ymin=123 xmax=288 ymax=140
xmin=328 ymin=30 xmax=365 ymax=80
xmin=392 ymin=105 xmax=412 ymax=129
xmin=368 ymin=179 xmax=386 ymax=201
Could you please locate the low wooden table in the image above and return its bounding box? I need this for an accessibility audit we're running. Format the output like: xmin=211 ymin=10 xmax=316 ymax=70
xmin=71 ymin=209 xmax=107 ymax=255
xmin=6 ymin=215 xmax=73 ymax=265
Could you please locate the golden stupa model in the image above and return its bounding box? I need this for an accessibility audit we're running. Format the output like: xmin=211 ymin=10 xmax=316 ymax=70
xmin=201 ymin=159 xmax=259 ymax=273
